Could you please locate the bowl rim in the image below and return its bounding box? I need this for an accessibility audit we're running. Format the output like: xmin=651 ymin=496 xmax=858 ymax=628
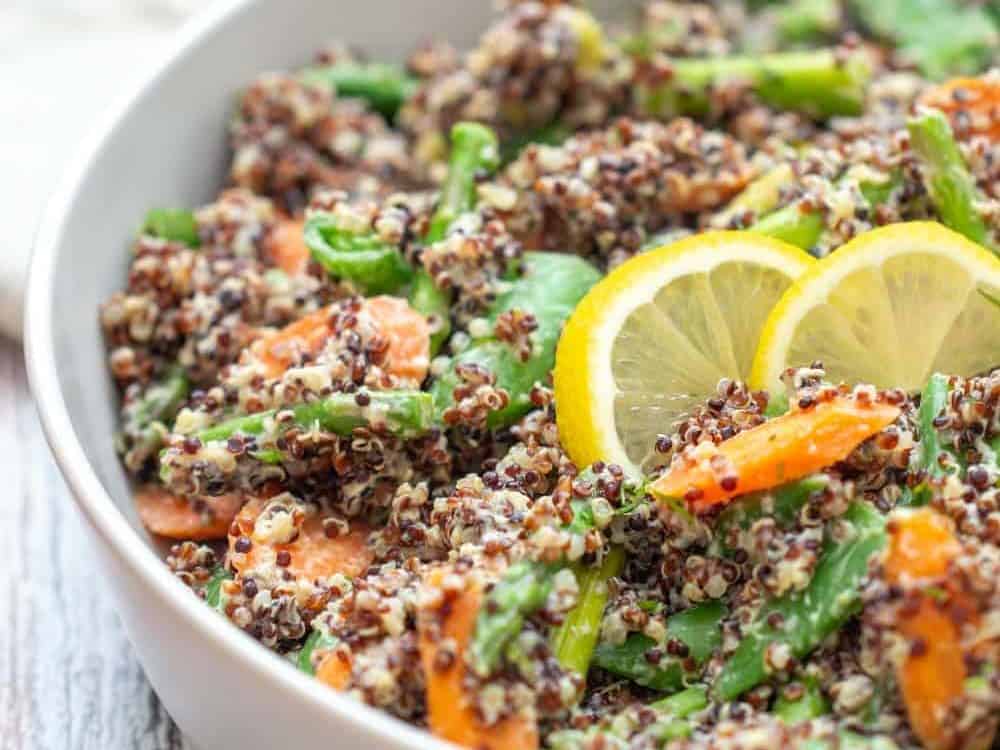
xmin=23 ymin=2 xmax=454 ymax=747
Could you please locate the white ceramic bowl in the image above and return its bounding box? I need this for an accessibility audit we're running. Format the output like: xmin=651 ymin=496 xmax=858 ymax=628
xmin=24 ymin=2 xmax=496 ymax=748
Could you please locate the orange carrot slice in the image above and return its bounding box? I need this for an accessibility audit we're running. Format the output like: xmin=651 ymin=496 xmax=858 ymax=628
xmin=365 ymin=295 xmax=431 ymax=383
xmin=652 ymin=398 xmax=900 ymax=512
xmin=249 ymin=296 xmax=430 ymax=382
xmin=267 ymin=218 xmax=311 ymax=276
xmin=885 ymin=508 xmax=976 ymax=750
xmin=919 ymin=75 xmax=1000 ymax=141
xmin=418 ymin=568 xmax=539 ymax=750
xmin=228 ymin=497 xmax=373 ymax=582
xmin=316 ymin=650 xmax=353 ymax=691
xmin=135 ymin=485 xmax=244 ymax=540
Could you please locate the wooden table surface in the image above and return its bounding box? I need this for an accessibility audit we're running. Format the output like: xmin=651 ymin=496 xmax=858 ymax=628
xmin=0 ymin=337 xmax=189 ymax=749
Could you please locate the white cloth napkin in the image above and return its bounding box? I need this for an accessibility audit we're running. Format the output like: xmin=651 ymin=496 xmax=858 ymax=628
xmin=0 ymin=2 xmax=201 ymax=340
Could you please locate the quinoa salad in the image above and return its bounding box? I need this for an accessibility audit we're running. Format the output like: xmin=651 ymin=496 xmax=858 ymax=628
xmin=100 ymin=3 xmax=1000 ymax=749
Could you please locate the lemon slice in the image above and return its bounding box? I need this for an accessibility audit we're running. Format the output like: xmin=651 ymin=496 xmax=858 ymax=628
xmin=751 ymin=222 xmax=1000 ymax=395
xmin=554 ymin=231 xmax=814 ymax=475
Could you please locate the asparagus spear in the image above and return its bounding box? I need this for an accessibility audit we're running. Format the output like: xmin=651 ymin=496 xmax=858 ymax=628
xmin=119 ymin=365 xmax=190 ymax=469
xmin=416 ymin=122 xmax=500 ymax=354
xmin=592 ymin=601 xmax=725 ymax=692
xmin=195 ymin=390 xmax=434 ymax=445
xmin=141 ymin=208 xmax=200 ymax=247
xmin=470 ymin=476 xmax=641 ymax=676
xmin=551 ymin=546 xmax=625 ymax=678
xmin=748 ymin=173 xmax=900 ymax=251
xmin=635 ymin=49 xmax=870 ymax=121
xmin=431 ymin=251 xmax=601 ymax=429
xmin=714 ymin=502 xmax=887 ymax=700
xmin=470 ymin=559 xmax=559 ymax=676
xmin=299 ymin=62 xmax=418 ymax=120
xmin=906 ymin=109 xmax=996 ymax=251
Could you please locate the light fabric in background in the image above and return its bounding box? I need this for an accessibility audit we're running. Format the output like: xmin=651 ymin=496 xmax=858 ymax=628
xmin=0 ymin=0 xmax=202 ymax=339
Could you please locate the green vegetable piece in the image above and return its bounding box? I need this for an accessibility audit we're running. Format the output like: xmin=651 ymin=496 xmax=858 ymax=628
xmin=142 ymin=208 xmax=200 ymax=247
xmin=649 ymin=685 xmax=709 ymax=717
xmin=713 ymin=476 xmax=830 ymax=555
xmin=304 ymin=213 xmax=414 ymax=295
xmin=636 ymin=49 xmax=870 ymax=121
xmin=775 ymin=0 xmax=841 ymax=44
xmin=552 ymin=546 xmax=626 ymax=678
xmin=774 ymin=678 xmax=830 ymax=723
xmin=470 ymin=560 xmax=557 ymax=676
xmin=299 ymin=62 xmax=418 ymax=120
xmin=907 ymin=110 xmax=997 ymax=251
xmin=196 ymin=390 xmax=434 ymax=444
xmin=297 ymin=628 xmax=337 ymax=675
xmin=413 ymin=122 xmax=502 ymax=354
xmin=431 ymin=252 xmax=601 ymax=429
xmin=749 ymin=172 xmax=900 ymax=252
xmin=714 ymin=502 xmax=887 ymax=700
xmin=120 ymin=364 xmax=190 ymax=463
xmin=425 ymin=122 xmax=500 ymax=243
xmin=917 ymin=373 xmax=951 ymax=480
xmin=204 ymin=566 xmax=232 ymax=610
xmin=593 ymin=601 xmax=726 ymax=692
xmin=850 ymin=0 xmax=998 ymax=80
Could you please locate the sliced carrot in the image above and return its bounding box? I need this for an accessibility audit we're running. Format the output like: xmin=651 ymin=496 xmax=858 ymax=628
xmin=418 ymin=568 xmax=539 ymax=750
xmin=135 ymin=485 xmax=244 ymax=540
xmin=316 ymin=650 xmax=353 ymax=691
xmin=652 ymin=397 xmax=900 ymax=512
xmin=228 ymin=497 xmax=373 ymax=582
xmin=267 ymin=218 xmax=311 ymax=276
xmin=248 ymin=296 xmax=430 ymax=382
xmin=250 ymin=306 xmax=337 ymax=379
xmin=919 ymin=75 xmax=1000 ymax=142
xmin=364 ymin=295 xmax=431 ymax=383
xmin=885 ymin=508 xmax=978 ymax=750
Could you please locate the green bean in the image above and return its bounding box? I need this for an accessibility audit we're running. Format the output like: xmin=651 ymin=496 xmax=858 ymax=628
xmin=415 ymin=122 xmax=501 ymax=354
xmin=141 ymin=208 xmax=200 ymax=247
xmin=849 ymin=0 xmax=998 ymax=80
xmin=907 ymin=110 xmax=997 ymax=252
xmin=715 ymin=164 xmax=795 ymax=228
xmin=551 ymin=546 xmax=625 ymax=678
xmin=431 ymin=252 xmax=601 ymax=429
xmin=297 ymin=628 xmax=337 ymax=675
xmin=592 ymin=601 xmax=726 ymax=691
xmin=299 ymin=62 xmax=418 ymax=120
xmin=635 ymin=49 xmax=870 ymax=121
xmin=304 ymin=214 xmax=414 ymax=295
xmin=714 ymin=502 xmax=887 ymax=700
xmin=773 ymin=678 xmax=829 ymax=723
